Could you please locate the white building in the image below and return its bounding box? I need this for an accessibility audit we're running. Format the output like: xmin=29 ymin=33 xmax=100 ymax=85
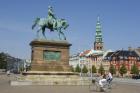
xmin=69 ymin=53 xmax=80 ymax=68
xmin=69 ymin=49 xmax=112 ymax=73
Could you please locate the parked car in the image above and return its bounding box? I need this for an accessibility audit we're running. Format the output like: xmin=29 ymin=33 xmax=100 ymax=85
xmin=132 ymin=75 xmax=140 ymax=79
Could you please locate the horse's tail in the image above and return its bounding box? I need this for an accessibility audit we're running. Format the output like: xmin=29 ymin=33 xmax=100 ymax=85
xmin=32 ymin=17 xmax=40 ymax=30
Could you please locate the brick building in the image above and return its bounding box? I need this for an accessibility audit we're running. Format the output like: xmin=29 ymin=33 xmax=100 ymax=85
xmin=104 ymin=50 xmax=140 ymax=75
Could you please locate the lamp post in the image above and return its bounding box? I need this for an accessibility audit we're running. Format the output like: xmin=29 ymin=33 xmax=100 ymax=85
xmin=80 ymin=63 xmax=84 ymax=79
xmin=79 ymin=57 xmax=82 ymax=78
xmin=90 ymin=56 xmax=93 ymax=79
xmin=88 ymin=55 xmax=93 ymax=79
xmin=87 ymin=55 xmax=92 ymax=80
xmin=80 ymin=63 xmax=82 ymax=77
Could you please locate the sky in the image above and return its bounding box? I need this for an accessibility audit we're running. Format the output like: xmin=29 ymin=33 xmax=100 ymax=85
xmin=0 ymin=0 xmax=140 ymax=59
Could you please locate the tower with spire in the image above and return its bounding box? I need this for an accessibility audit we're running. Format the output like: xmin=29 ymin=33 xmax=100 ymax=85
xmin=94 ymin=16 xmax=104 ymax=50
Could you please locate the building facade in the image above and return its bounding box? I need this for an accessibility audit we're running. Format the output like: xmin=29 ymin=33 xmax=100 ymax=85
xmin=104 ymin=50 xmax=140 ymax=76
xmin=69 ymin=53 xmax=80 ymax=68
xmin=79 ymin=49 xmax=104 ymax=72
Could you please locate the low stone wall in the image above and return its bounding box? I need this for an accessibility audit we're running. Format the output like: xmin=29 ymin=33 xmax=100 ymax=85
xmin=11 ymin=80 xmax=91 ymax=86
xmin=11 ymin=75 xmax=91 ymax=86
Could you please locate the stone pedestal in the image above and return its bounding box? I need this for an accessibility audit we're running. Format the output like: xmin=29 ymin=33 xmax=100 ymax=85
xmin=30 ymin=39 xmax=72 ymax=71
xmin=11 ymin=39 xmax=85 ymax=86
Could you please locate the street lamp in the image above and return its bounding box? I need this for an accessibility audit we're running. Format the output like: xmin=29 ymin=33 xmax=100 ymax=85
xmin=90 ymin=56 xmax=93 ymax=78
xmin=80 ymin=60 xmax=83 ymax=78
xmin=88 ymin=55 xmax=93 ymax=79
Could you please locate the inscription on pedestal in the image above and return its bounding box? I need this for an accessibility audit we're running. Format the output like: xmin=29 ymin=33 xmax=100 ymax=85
xmin=43 ymin=50 xmax=61 ymax=61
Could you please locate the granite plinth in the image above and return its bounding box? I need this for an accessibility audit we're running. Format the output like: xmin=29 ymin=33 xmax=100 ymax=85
xmin=22 ymin=71 xmax=79 ymax=75
xmin=30 ymin=39 xmax=72 ymax=71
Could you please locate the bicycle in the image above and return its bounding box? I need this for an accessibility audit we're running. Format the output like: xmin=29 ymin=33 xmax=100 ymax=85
xmin=89 ymin=78 xmax=101 ymax=92
xmin=89 ymin=78 xmax=113 ymax=93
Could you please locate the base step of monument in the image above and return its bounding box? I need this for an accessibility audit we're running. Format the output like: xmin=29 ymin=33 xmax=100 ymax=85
xmin=11 ymin=71 xmax=91 ymax=86
xmin=10 ymin=74 xmax=91 ymax=86
xmin=22 ymin=71 xmax=78 ymax=75
xmin=11 ymin=79 xmax=91 ymax=86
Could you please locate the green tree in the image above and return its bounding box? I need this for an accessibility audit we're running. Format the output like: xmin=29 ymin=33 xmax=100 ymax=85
xmin=71 ymin=66 xmax=75 ymax=72
xmin=75 ymin=64 xmax=81 ymax=73
xmin=131 ymin=64 xmax=139 ymax=75
xmin=82 ymin=65 xmax=88 ymax=73
xmin=109 ymin=64 xmax=116 ymax=75
xmin=19 ymin=66 xmax=24 ymax=72
xmin=0 ymin=52 xmax=7 ymax=69
xmin=92 ymin=65 xmax=97 ymax=73
xmin=119 ymin=64 xmax=127 ymax=76
xmin=98 ymin=64 xmax=105 ymax=75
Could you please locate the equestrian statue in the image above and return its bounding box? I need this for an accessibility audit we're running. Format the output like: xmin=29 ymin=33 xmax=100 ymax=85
xmin=32 ymin=6 xmax=69 ymax=40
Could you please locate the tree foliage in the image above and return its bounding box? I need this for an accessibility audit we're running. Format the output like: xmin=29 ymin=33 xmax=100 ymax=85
xmin=0 ymin=52 xmax=7 ymax=69
xmin=119 ymin=64 xmax=127 ymax=76
xmin=109 ymin=64 xmax=116 ymax=75
xmin=71 ymin=66 xmax=75 ymax=72
xmin=131 ymin=64 xmax=139 ymax=75
xmin=92 ymin=65 xmax=97 ymax=73
xmin=75 ymin=64 xmax=81 ymax=73
xmin=82 ymin=65 xmax=88 ymax=73
xmin=98 ymin=64 xmax=105 ymax=75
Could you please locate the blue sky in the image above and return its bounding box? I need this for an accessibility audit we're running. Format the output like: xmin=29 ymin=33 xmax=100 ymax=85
xmin=0 ymin=0 xmax=140 ymax=59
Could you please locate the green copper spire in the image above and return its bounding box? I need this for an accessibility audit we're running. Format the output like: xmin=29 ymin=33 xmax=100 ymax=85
xmin=94 ymin=16 xmax=104 ymax=50
xmin=95 ymin=16 xmax=103 ymax=43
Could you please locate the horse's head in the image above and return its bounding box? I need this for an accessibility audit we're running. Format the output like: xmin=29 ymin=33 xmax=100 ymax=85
xmin=32 ymin=17 xmax=40 ymax=30
xmin=61 ymin=19 xmax=69 ymax=30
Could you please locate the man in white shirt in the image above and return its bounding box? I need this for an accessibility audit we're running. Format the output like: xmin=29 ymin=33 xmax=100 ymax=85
xmin=107 ymin=72 xmax=113 ymax=84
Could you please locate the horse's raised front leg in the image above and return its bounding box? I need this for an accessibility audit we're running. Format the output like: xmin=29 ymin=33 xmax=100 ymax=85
xmin=60 ymin=31 xmax=66 ymax=40
xmin=42 ymin=29 xmax=47 ymax=39
xmin=37 ymin=29 xmax=40 ymax=38
xmin=58 ymin=30 xmax=61 ymax=40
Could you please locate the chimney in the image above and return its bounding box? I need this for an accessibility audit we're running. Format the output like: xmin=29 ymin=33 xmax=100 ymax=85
xmin=128 ymin=46 xmax=133 ymax=51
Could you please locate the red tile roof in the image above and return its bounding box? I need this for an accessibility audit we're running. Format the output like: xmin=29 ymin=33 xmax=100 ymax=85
xmin=79 ymin=50 xmax=90 ymax=57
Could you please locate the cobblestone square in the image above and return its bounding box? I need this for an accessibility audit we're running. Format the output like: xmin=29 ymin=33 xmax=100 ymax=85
xmin=0 ymin=74 xmax=140 ymax=93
